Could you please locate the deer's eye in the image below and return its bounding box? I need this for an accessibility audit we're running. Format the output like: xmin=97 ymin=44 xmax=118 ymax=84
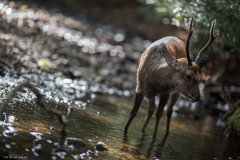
xmin=186 ymin=74 xmax=191 ymax=80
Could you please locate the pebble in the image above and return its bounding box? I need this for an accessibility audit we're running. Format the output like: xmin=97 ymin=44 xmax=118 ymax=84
xmin=52 ymin=142 xmax=68 ymax=159
xmin=32 ymin=144 xmax=42 ymax=156
xmin=94 ymin=142 xmax=108 ymax=152
xmin=3 ymin=126 xmax=19 ymax=137
xmin=64 ymin=137 xmax=86 ymax=149
xmin=29 ymin=132 xmax=44 ymax=139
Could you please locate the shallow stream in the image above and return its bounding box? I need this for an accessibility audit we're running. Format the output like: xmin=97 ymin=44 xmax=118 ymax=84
xmin=0 ymin=1 xmax=239 ymax=159
xmin=0 ymin=81 xmax=240 ymax=160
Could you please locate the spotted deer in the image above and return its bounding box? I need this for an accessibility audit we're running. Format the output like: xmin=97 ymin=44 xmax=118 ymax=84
xmin=124 ymin=17 xmax=219 ymax=143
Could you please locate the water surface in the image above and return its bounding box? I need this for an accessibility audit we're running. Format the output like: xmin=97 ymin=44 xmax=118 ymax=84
xmin=1 ymin=93 xmax=239 ymax=160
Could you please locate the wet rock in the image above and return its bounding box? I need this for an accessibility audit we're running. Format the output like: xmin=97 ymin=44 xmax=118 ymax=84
xmin=95 ymin=76 xmax=105 ymax=83
xmin=86 ymin=150 xmax=95 ymax=156
xmin=52 ymin=142 xmax=68 ymax=159
xmin=73 ymin=69 xmax=83 ymax=77
xmin=89 ymin=56 xmax=99 ymax=67
xmin=32 ymin=144 xmax=42 ymax=156
xmin=29 ymin=132 xmax=44 ymax=139
xmin=37 ymin=58 xmax=52 ymax=68
xmin=64 ymin=137 xmax=86 ymax=149
xmin=79 ymin=152 xmax=87 ymax=159
xmin=216 ymin=118 xmax=226 ymax=127
xmin=72 ymin=154 xmax=81 ymax=160
xmin=99 ymin=69 xmax=110 ymax=76
xmin=72 ymin=150 xmax=95 ymax=160
xmin=51 ymin=54 xmax=59 ymax=60
xmin=30 ymin=132 xmax=46 ymax=157
xmin=33 ymin=139 xmax=46 ymax=146
xmin=123 ymin=81 xmax=135 ymax=89
xmin=63 ymin=69 xmax=76 ymax=79
xmin=8 ymin=115 xmax=16 ymax=123
xmin=3 ymin=126 xmax=19 ymax=137
xmin=94 ymin=142 xmax=108 ymax=152
xmin=5 ymin=144 xmax=11 ymax=149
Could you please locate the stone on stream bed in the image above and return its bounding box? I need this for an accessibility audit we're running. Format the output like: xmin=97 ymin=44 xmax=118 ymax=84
xmin=94 ymin=142 xmax=108 ymax=152
xmin=64 ymin=137 xmax=86 ymax=149
xmin=31 ymin=133 xmax=46 ymax=157
xmin=32 ymin=144 xmax=42 ymax=157
xmin=33 ymin=139 xmax=46 ymax=146
xmin=29 ymin=132 xmax=45 ymax=139
xmin=52 ymin=142 xmax=68 ymax=159
xmin=86 ymin=150 xmax=95 ymax=156
xmin=72 ymin=150 xmax=95 ymax=160
xmin=3 ymin=126 xmax=19 ymax=137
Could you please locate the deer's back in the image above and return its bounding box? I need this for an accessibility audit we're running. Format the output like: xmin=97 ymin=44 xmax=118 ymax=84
xmin=140 ymin=36 xmax=186 ymax=63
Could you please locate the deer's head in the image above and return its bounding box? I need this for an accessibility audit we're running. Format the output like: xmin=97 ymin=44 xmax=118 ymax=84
xmin=165 ymin=17 xmax=219 ymax=102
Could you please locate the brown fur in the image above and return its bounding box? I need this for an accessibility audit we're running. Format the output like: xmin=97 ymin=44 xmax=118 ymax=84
xmin=137 ymin=36 xmax=199 ymax=99
xmin=124 ymin=36 xmax=201 ymax=143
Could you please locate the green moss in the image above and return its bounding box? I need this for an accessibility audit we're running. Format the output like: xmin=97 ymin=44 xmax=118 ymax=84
xmin=228 ymin=107 xmax=240 ymax=134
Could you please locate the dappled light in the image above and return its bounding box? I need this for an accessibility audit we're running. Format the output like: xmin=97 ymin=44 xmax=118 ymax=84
xmin=0 ymin=0 xmax=239 ymax=160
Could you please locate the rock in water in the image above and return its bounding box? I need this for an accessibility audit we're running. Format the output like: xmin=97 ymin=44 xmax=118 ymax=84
xmin=94 ymin=142 xmax=108 ymax=152
xmin=64 ymin=137 xmax=86 ymax=149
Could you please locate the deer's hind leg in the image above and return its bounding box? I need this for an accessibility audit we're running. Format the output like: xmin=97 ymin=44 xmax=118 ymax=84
xmin=124 ymin=92 xmax=144 ymax=132
xmin=141 ymin=97 xmax=156 ymax=133
xmin=152 ymin=92 xmax=170 ymax=143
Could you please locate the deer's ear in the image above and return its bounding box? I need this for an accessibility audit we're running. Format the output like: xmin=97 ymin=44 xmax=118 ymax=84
xmin=165 ymin=54 xmax=182 ymax=70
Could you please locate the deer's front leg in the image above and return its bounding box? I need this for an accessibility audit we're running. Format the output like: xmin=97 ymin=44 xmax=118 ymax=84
xmin=166 ymin=92 xmax=180 ymax=136
xmin=151 ymin=92 xmax=170 ymax=143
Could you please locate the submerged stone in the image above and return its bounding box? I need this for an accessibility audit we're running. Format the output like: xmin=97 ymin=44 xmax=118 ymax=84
xmin=72 ymin=154 xmax=80 ymax=160
xmin=86 ymin=150 xmax=95 ymax=156
xmin=32 ymin=144 xmax=42 ymax=156
xmin=5 ymin=144 xmax=11 ymax=149
xmin=52 ymin=142 xmax=68 ymax=159
xmin=94 ymin=142 xmax=108 ymax=152
xmin=79 ymin=152 xmax=87 ymax=159
xmin=3 ymin=126 xmax=19 ymax=137
xmin=72 ymin=150 xmax=94 ymax=160
xmin=29 ymin=132 xmax=44 ymax=139
xmin=33 ymin=139 xmax=46 ymax=146
xmin=64 ymin=137 xmax=86 ymax=149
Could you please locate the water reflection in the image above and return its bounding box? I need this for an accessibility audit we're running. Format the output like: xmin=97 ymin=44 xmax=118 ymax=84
xmin=1 ymin=93 xmax=240 ymax=159
xmin=121 ymin=130 xmax=172 ymax=159
xmin=153 ymin=135 xmax=168 ymax=159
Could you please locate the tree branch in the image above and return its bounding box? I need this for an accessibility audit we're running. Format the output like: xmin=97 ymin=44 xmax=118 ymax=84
xmin=0 ymin=80 xmax=67 ymax=144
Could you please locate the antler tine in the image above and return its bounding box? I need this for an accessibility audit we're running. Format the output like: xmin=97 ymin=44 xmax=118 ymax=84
xmin=195 ymin=20 xmax=219 ymax=66
xmin=186 ymin=17 xmax=194 ymax=67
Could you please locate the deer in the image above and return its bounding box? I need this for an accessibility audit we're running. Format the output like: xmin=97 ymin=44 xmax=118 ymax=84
xmin=124 ymin=17 xmax=219 ymax=143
